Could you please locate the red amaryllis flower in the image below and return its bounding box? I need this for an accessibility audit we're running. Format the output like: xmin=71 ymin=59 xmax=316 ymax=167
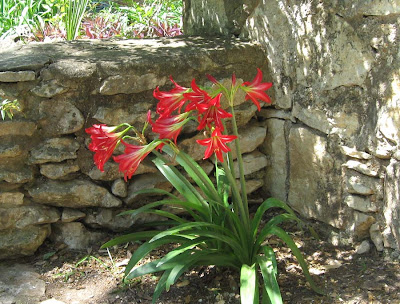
xmin=148 ymin=110 xmax=190 ymax=146
xmin=113 ymin=140 xmax=159 ymax=181
xmin=196 ymin=127 xmax=237 ymax=162
xmin=154 ymin=76 xmax=188 ymax=117
xmin=241 ymin=68 xmax=272 ymax=111
xmin=196 ymin=93 xmax=232 ymax=131
xmin=85 ymin=124 xmax=124 ymax=172
xmin=184 ymin=79 xmax=211 ymax=111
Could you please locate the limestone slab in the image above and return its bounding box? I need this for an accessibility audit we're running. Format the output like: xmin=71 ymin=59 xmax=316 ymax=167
xmin=29 ymin=137 xmax=80 ymax=164
xmin=28 ymin=179 xmax=121 ymax=208
xmin=0 ymin=71 xmax=35 ymax=82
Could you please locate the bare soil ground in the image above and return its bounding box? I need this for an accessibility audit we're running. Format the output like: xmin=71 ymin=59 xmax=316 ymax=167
xmin=21 ymin=219 xmax=400 ymax=304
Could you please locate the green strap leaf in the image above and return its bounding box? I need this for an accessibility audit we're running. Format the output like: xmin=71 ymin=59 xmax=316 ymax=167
xmin=152 ymin=270 xmax=172 ymax=304
xmin=257 ymin=246 xmax=283 ymax=304
xmin=101 ymin=231 xmax=159 ymax=249
xmin=240 ymin=263 xmax=259 ymax=304
xmin=270 ymin=226 xmax=325 ymax=295
xmin=254 ymin=213 xmax=300 ymax=252
xmin=153 ymin=157 xmax=208 ymax=210
xmin=124 ymin=236 xmax=187 ymax=277
xmin=162 ymin=145 xmax=220 ymax=203
xmin=251 ymin=198 xmax=297 ymax=239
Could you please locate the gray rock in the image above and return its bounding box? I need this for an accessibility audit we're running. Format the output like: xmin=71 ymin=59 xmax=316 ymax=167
xmin=355 ymin=240 xmax=370 ymax=254
xmin=40 ymin=161 xmax=80 ymax=179
xmin=99 ymin=73 xmax=167 ymax=95
xmin=237 ymin=179 xmax=264 ymax=195
xmin=84 ymin=208 xmax=135 ymax=232
xmin=93 ymin=103 xmax=152 ymax=126
xmin=288 ymin=126 xmax=343 ymax=228
xmin=345 ymin=171 xmax=383 ymax=197
xmin=0 ymin=192 xmax=24 ymax=207
xmin=29 ymin=137 xmax=80 ymax=164
xmin=38 ymin=100 xmax=84 ymax=135
xmin=383 ymin=160 xmax=400 ymax=249
xmin=0 ymin=165 xmax=34 ymax=183
xmin=28 ymin=179 xmax=122 ymax=208
xmin=61 ymin=208 xmax=86 ymax=222
xmin=50 ymin=222 xmax=104 ymax=250
xmin=343 ymin=160 xmax=380 ymax=177
xmin=259 ymin=109 xmax=293 ymax=121
xmin=111 ymin=178 xmax=128 ymax=197
xmin=125 ymin=173 xmax=173 ymax=206
xmin=0 ymin=71 xmax=35 ymax=82
xmin=0 ymin=224 xmax=51 ymax=259
xmin=0 ymin=142 xmax=23 ymax=158
xmin=0 ymin=53 xmax=51 ymax=71
xmin=339 ymin=146 xmax=372 ymax=160
xmin=86 ymin=159 xmax=157 ymax=181
xmin=233 ymin=151 xmax=268 ymax=177
xmin=263 ymin=119 xmax=287 ymax=201
xmin=0 ymin=121 xmax=36 ymax=136
xmin=0 ymin=205 xmax=60 ymax=230
xmin=0 ymin=264 xmax=46 ymax=304
xmin=31 ymin=80 xmax=68 ymax=97
xmin=370 ymin=223 xmax=384 ymax=251
xmin=352 ymin=211 xmax=376 ymax=239
xmin=344 ymin=195 xmax=377 ymax=213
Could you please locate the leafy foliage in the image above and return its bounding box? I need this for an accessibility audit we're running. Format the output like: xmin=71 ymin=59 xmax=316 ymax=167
xmin=0 ymin=98 xmax=21 ymax=120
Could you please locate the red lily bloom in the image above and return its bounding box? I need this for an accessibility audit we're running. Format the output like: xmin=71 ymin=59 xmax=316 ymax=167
xmin=148 ymin=110 xmax=190 ymax=146
xmin=241 ymin=68 xmax=272 ymax=111
xmin=154 ymin=76 xmax=188 ymax=117
xmin=85 ymin=124 xmax=123 ymax=172
xmin=184 ymin=79 xmax=211 ymax=112
xmin=196 ymin=127 xmax=237 ymax=162
xmin=113 ymin=140 xmax=158 ymax=181
xmin=196 ymin=93 xmax=232 ymax=131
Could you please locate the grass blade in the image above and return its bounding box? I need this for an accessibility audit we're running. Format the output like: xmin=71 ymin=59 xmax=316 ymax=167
xmin=240 ymin=263 xmax=259 ymax=304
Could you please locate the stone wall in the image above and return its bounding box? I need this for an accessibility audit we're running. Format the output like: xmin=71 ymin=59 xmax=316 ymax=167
xmin=184 ymin=0 xmax=400 ymax=249
xmin=0 ymin=37 xmax=270 ymax=259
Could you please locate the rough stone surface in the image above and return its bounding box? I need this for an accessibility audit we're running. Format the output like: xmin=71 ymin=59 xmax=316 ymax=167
xmin=0 ymin=264 xmax=46 ymax=304
xmin=384 ymin=160 xmax=400 ymax=249
xmin=288 ymin=126 xmax=342 ymax=228
xmin=93 ymin=103 xmax=152 ymax=126
xmin=40 ymin=161 xmax=80 ymax=179
xmin=31 ymin=80 xmax=68 ymax=98
xmin=233 ymin=151 xmax=268 ymax=177
xmin=125 ymin=173 xmax=173 ymax=206
xmin=29 ymin=138 xmax=80 ymax=164
xmin=0 ymin=142 xmax=23 ymax=158
xmin=50 ymin=222 xmax=104 ymax=250
xmin=355 ymin=240 xmax=370 ymax=255
xmin=84 ymin=208 xmax=136 ymax=232
xmin=345 ymin=171 xmax=382 ymax=197
xmin=263 ymin=118 xmax=287 ymax=201
xmin=0 ymin=164 xmax=34 ymax=183
xmin=0 ymin=71 xmax=35 ymax=82
xmin=370 ymin=223 xmax=384 ymax=251
xmin=28 ymin=179 xmax=122 ymax=208
xmin=0 ymin=192 xmax=24 ymax=207
xmin=343 ymin=160 xmax=380 ymax=177
xmin=0 ymin=121 xmax=36 ymax=136
xmin=344 ymin=195 xmax=377 ymax=213
xmin=38 ymin=100 xmax=84 ymax=135
xmin=99 ymin=73 xmax=167 ymax=95
xmin=0 ymin=205 xmax=60 ymax=230
xmin=0 ymin=225 xmax=51 ymax=259
xmin=86 ymin=159 xmax=157 ymax=181
xmin=340 ymin=146 xmax=372 ymax=160
xmin=352 ymin=211 xmax=375 ymax=239
xmin=61 ymin=208 xmax=86 ymax=222
xmin=111 ymin=178 xmax=128 ymax=198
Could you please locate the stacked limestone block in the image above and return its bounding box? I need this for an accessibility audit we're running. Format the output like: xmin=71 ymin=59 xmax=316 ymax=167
xmin=184 ymin=0 xmax=400 ymax=250
xmin=0 ymin=37 xmax=270 ymax=259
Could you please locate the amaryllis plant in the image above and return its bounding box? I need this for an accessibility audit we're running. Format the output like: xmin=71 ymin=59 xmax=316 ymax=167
xmin=86 ymin=69 xmax=323 ymax=303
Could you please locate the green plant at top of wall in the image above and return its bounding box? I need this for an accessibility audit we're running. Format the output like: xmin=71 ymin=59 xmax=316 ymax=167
xmin=65 ymin=0 xmax=89 ymax=40
xmin=86 ymin=69 xmax=324 ymax=303
xmin=0 ymin=98 xmax=21 ymax=120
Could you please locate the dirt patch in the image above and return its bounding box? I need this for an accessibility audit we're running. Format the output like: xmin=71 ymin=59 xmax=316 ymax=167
xmin=15 ymin=220 xmax=400 ymax=304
